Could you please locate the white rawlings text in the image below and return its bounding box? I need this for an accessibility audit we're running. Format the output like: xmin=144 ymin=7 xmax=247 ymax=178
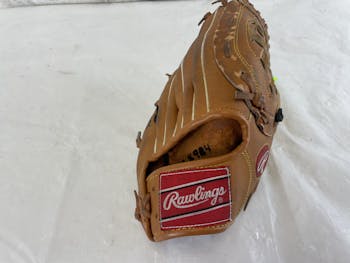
xmin=163 ymin=185 xmax=226 ymax=210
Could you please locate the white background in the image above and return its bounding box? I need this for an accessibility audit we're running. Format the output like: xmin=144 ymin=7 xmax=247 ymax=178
xmin=0 ymin=0 xmax=349 ymax=262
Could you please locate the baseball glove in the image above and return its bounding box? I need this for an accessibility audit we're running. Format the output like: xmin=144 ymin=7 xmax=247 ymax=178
xmin=134 ymin=0 xmax=283 ymax=241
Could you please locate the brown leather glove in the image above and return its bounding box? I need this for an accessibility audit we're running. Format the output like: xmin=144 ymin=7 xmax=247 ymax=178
xmin=134 ymin=0 xmax=283 ymax=241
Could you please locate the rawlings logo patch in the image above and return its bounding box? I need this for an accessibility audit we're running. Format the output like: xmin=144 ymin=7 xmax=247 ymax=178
xmin=256 ymin=145 xmax=270 ymax=177
xmin=163 ymin=185 xmax=227 ymax=210
xmin=159 ymin=167 xmax=232 ymax=230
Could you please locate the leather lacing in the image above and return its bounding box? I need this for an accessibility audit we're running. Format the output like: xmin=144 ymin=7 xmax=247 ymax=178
xmin=136 ymin=131 xmax=142 ymax=148
xmin=198 ymin=0 xmax=228 ymax=26
xmin=134 ymin=190 xmax=151 ymax=221
xmin=212 ymin=0 xmax=228 ymax=6
xmin=235 ymin=71 xmax=272 ymax=132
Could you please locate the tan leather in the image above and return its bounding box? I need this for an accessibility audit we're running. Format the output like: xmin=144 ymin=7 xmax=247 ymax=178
xmin=135 ymin=0 xmax=282 ymax=242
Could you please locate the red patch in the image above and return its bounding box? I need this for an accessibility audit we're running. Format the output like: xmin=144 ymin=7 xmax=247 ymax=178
xmin=256 ymin=145 xmax=270 ymax=177
xmin=159 ymin=167 xmax=232 ymax=230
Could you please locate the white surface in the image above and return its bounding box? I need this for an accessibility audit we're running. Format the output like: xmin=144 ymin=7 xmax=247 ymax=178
xmin=0 ymin=0 xmax=349 ymax=262
xmin=0 ymin=0 xmax=137 ymax=8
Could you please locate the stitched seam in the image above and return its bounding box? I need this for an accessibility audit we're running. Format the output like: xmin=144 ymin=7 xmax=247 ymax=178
xmin=234 ymin=6 xmax=260 ymax=93
xmin=158 ymin=221 xmax=233 ymax=235
xmin=208 ymin=106 xmax=247 ymax=118
xmin=245 ymin=20 xmax=270 ymax=101
xmin=213 ymin=6 xmax=244 ymax=93
xmin=246 ymin=22 xmax=259 ymax=59
xmin=239 ymin=151 xmax=253 ymax=214
xmin=161 ymin=217 xmax=231 ymax=230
